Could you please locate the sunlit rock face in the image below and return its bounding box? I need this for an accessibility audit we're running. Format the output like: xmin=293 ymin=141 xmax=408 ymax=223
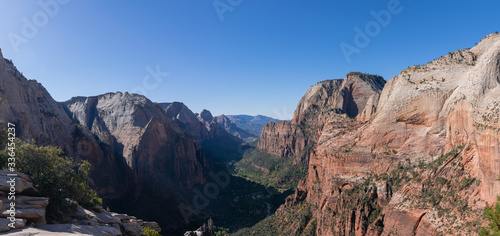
xmin=267 ymin=34 xmax=500 ymax=235
xmin=258 ymin=72 xmax=386 ymax=164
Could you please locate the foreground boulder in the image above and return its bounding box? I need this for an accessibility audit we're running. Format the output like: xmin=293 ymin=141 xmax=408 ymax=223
xmin=184 ymin=218 xmax=214 ymax=236
xmin=0 ymin=171 xmax=47 ymax=233
xmin=6 ymin=224 xmax=122 ymax=236
xmin=0 ymin=171 xmax=160 ymax=235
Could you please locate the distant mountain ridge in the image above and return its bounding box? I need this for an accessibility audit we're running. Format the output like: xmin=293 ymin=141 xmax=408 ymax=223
xmin=214 ymin=114 xmax=258 ymax=141
xmin=225 ymin=115 xmax=280 ymax=137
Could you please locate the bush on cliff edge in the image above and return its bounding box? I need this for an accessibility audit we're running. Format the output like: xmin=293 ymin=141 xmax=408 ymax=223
xmin=0 ymin=140 xmax=102 ymax=222
xmin=480 ymin=197 xmax=500 ymax=236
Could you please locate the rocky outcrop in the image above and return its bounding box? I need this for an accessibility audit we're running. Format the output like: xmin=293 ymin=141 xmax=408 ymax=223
xmin=307 ymin=33 xmax=500 ymax=199
xmin=198 ymin=109 xmax=214 ymax=124
xmin=0 ymin=171 xmax=48 ymax=231
xmin=70 ymin=207 xmax=161 ymax=236
xmin=164 ymin=103 xmax=243 ymax=162
xmin=266 ymin=33 xmax=500 ymax=235
xmin=161 ymin=102 xmax=211 ymax=140
xmin=161 ymin=102 xmax=249 ymax=142
xmin=214 ymin=114 xmax=258 ymax=141
xmin=0 ymin=50 xmax=129 ymax=201
xmin=195 ymin=109 xmax=244 ymax=162
xmin=63 ymin=93 xmax=208 ymax=196
xmin=196 ymin=109 xmax=232 ymax=138
xmin=0 ymin=51 xmax=210 ymax=232
xmin=258 ymin=73 xmax=386 ymax=162
xmin=258 ymin=121 xmax=308 ymax=159
xmin=0 ymin=170 xmax=160 ymax=236
xmin=7 ymin=224 xmax=122 ymax=236
xmin=184 ymin=218 xmax=214 ymax=236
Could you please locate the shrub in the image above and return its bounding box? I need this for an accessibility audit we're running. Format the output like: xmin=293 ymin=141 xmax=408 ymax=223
xmin=214 ymin=225 xmax=230 ymax=236
xmin=142 ymin=227 xmax=161 ymax=236
xmin=480 ymin=196 xmax=500 ymax=236
xmin=0 ymin=140 xmax=102 ymax=222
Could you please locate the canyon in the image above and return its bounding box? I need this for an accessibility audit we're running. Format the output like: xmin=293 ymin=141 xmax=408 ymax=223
xmin=0 ymin=48 xmax=263 ymax=234
xmin=234 ymin=33 xmax=500 ymax=235
xmin=0 ymin=33 xmax=499 ymax=235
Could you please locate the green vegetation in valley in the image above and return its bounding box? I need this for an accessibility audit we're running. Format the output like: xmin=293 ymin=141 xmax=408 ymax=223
xmin=231 ymin=202 xmax=316 ymax=236
xmin=214 ymin=225 xmax=230 ymax=236
xmin=203 ymin=172 xmax=291 ymax=233
xmin=232 ymin=141 xmax=307 ymax=192
xmin=235 ymin=145 xmax=483 ymax=235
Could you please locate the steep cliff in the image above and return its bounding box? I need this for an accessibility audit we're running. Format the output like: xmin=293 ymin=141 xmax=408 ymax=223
xmin=258 ymin=73 xmax=386 ymax=163
xmin=214 ymin=114 xmax=258 ymax=141
xmin=160 ymin=102 xmax=210 ymax=140
xmin=0 ymin=51 xmax=212 ymax=232
xmin=238 ymin=33 xmax=500 ymax=235
xmin=163 ymin=103 xmax=244 ymax=162
xmin=236 ymin=34 xmax=500 ymax=235
xmin=0 ymin=49 xmax=127 ymax=199
xmin=63 ymin=93 xmax=208 ymax=196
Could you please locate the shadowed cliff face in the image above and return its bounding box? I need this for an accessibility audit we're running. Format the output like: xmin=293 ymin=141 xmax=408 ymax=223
xmin=162 ymin=102 xmax=244 ymax=162
xmin=63 ymin=93 xmax=208 ymax=195
xmin=0 ymin=53 xmax=211 ymax=232
xmin=214 ymin=114 xmax=258 ymax=141
xmin=258 ymin=73 xmax=386 ymax=163
xmin=161 ymin=102 xmax=210 ymax=140
xmin=260 ymin=33 xmax=500 ymax=236
xmin=0 ymin=50 xmax=130 ymax=199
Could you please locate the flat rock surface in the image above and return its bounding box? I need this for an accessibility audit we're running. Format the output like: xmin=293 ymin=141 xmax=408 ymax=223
xmin=95 ymin=212 xmax=121 ymax=224
xmin=4 ymin=224 xmax=121 ymax=236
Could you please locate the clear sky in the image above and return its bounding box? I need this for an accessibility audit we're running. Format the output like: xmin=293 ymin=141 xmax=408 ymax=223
xmin=0 ymin=0 xmax=498 ymax=119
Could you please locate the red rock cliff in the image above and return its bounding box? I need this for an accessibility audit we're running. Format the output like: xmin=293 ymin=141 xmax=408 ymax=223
xmin=272 ymin=33 xmax=500 ymax=236
xmin=258 ymin=73 xmax=386 ymax=163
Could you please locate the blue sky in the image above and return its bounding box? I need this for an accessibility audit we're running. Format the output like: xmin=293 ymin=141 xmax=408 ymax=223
xmin=0 ymin=0 xmax=498 ymax=119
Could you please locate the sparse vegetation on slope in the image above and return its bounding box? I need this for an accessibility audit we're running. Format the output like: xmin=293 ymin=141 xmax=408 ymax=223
xmin=239 ymin=145 xmax=484 ymax=235
xmin=480 ymin=196 xmax=500 ymax=236
xmin=233 ymin=141 xmax=308 ymax=192
xmin=232 ymin=202 xmax=316 ymax=236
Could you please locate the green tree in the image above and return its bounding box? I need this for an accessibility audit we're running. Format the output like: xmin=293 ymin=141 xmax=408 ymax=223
xmin=0 ymin=140 xmax=102 ymax=222
xmin=480 ymin=196 xmax=500 ymax=236
xmin=142 ymin=227 xmax=161 ymax=236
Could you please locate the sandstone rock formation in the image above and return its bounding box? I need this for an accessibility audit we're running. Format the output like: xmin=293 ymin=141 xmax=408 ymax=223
xmin=0 ymin=171 xmax=48 ymax=232
xmin=214 ymin=114 xmax=258 ymax=141
xmin=0 ymin=170 xmax=159 ymax=236
xmin=258 ymin=72 xmax=386 ymax=163
xmin=256 ymin=33 xmax=500 ymax=235
xmin=163 ymin=103 xmax=244 ymax=162
xmin=64 ymin=93 xmax=207 ymax=194
xmin=0 ymin=50 xmax=128 ymax=201
xmin=62 ymin=93 xmax=210 ymax=233
xmin=161 ymin=102 xmax=211 ymax=140
xmin=0 ymin=50 xmax=210 ymax=232
xmin=184 ymin=218 xmax=214 ymax=236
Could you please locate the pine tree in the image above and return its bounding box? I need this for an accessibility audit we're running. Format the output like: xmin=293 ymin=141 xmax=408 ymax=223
xmin=480 ymin=196 xmax=500 ymax=236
